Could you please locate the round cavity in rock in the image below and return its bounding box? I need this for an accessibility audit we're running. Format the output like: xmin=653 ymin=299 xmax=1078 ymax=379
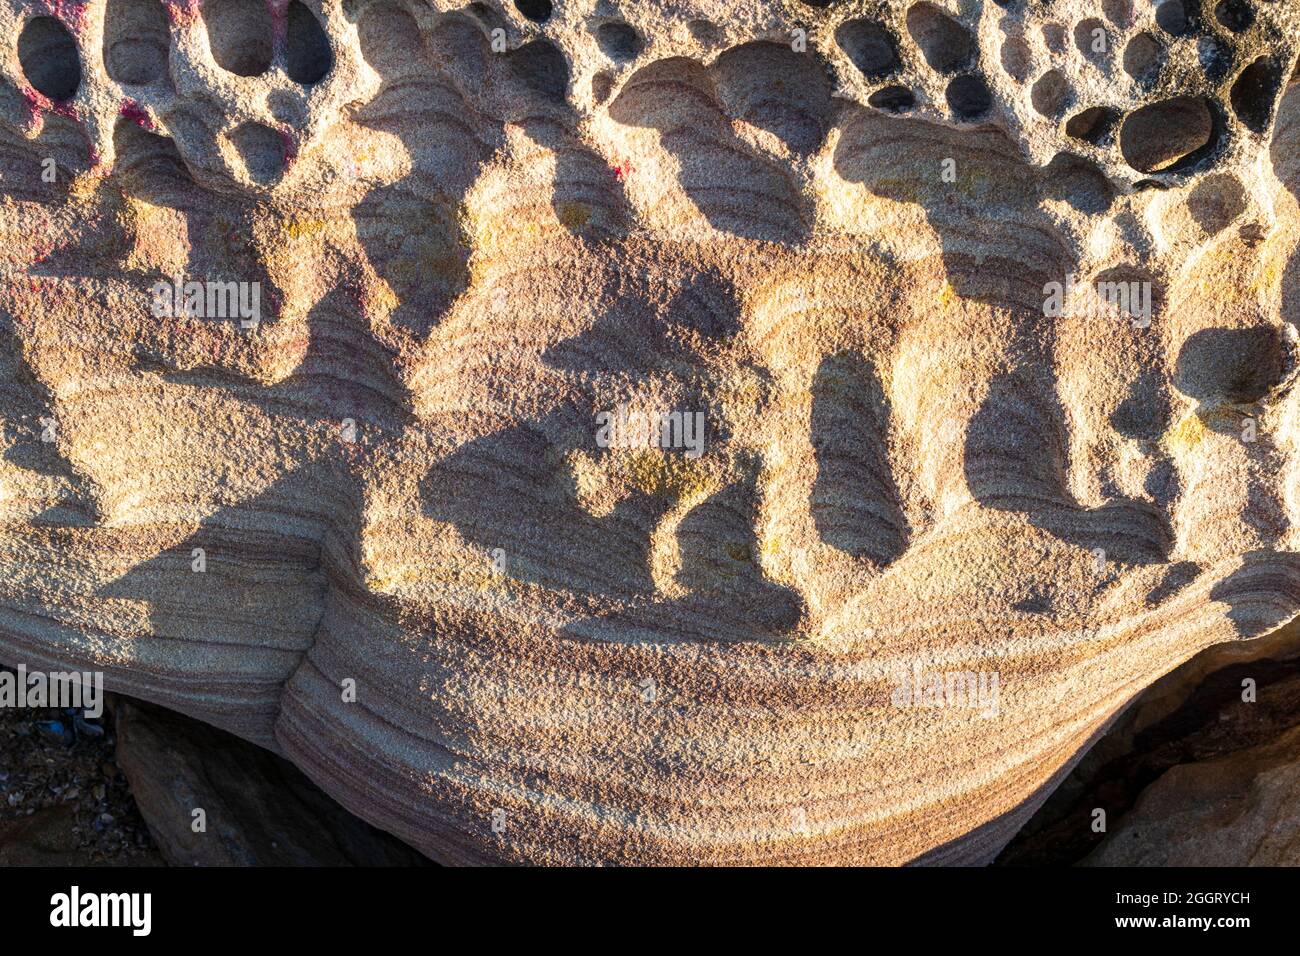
xmin=591 ymin=71 xmax=614 ymax=104
xmin=285 ymin=1 xmax=332 ymax=84
xmin=1155 ymin=0 xmax=1190 ymax=36
xmin=1041 ymin=23 xmax=1067 ymax=53
xmin=514 ymin=0 xmax=551 ymax=23
xmin=1230 ymin=55 xmax=1282 ymax=133
xmin=868 ymin=85 xmax=915 ymax=112
xmin=104 ymin=0 xmax=169 ymax=86
xmin=229 ymin=121 xmax=285 ymax=184
xmin=1073 ymin=19 xmax=1109 ymax=63
xmin=1175 ymin=326 xmax=1289 ymax=403
xmin=1119 ymin=95 xmax=1215 ymax=173
xmin=836 ymin=20 xmax=900 ymax=79
xmin=18 ymin=16 xmax=81 ymax=102
xmin=597 ymin=22 xmax=643 ymax=62
xmin=356 ymin=2 xmax=423 ymax=77
xmin=946 ymin=73 xmax=992 ymax=120
xmin=1102 ymin=0 xmax=1133 ymax=27
xmin=1197 ymin=35 xmax=1233 ymax=82
xmin=1123 ymin=32 xmax=1163 ymax=84
xmin=1000 ymin=37 xmax=1031 ymax=82
xmin=1031 ymin=69 xmax=1070 ymax=118
xmin=1187 ymin=173 xmax=1247 ymax=233
xmin=508 ymin=39 xmax=569 ymax=98
xmin=204 ymin=0 xmax=273 ymax=77
xmin=905 ymin=3 xmax=973 ymax=74
xmin=1214 ymin=0 xmax=1253 ymax=32
xmin=1066 ymin=105 xmax=1120 ymax=144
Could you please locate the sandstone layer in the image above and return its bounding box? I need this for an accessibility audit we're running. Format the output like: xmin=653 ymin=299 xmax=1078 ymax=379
xmin=1 ymin=0 xmax=1299 ymax=864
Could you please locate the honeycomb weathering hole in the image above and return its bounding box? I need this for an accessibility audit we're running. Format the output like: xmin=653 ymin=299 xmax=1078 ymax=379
xmin=18 ymin=16 xmax=82 ymax=103
xmin=1001 ymin=37 xmax=1031 ymax=82
xmin=946 ymin=74 xmax=992 ymax=119
xmin=1073 ymin=19 xmax=1108 ymax=64
xmin=905 ymin=3 xmax=973 ymax=74
xmin=1066 ymin=106 xmax=1120 ymax=144
xmin=1231 ymin=56 xmax=1283 ymax=134
xmin=1119 ymin=96 xmax=1215 ymax=173
xmin=596 ymin=23 xmax=643 ymax=63
xmin=1155 ymin=0 xmax=1190 ymax=36
xmin=104 ymin=0 xmax=169 ymax=86
xmin=205 ymin=0 xmax=274 ymax=77
xmin=1123 ymin=32 xmax=1163 ymax=84
xmin=869 ymin=85 xmax=915 ymax=112
xmin=837 ymin=20 xmax=900 ymax=79
xmin=1175 ymin=327 xmax=1289 ymax=404
xmin=1214 ymin=0 xmax=1254 ymax=33
xmin=229 ymin=122 xmax=285 ymax=184
xmin=286 ymin=2 xmax=333 ymax=84
xmin=514 ymin=0 xmax=552 ymax=23
xmin=1031 ymin=70 xmax=1070 ymax=118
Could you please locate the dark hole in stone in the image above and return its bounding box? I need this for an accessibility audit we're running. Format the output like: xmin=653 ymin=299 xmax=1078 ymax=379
xmin=104 ymin=0 xmax=169 ymax=86
xmin=1214 ymin=0 xmax=1253 ymax=32
xmin=1074 ymin=19 xmax=1108 ymax=64
xmin=18 ymin=16 xmax=81 ymax=102
xmin=1031 ymin=69 xmax=1071 ymax=118
xmin=1123 ymin=32 xmax=1163 ymax=84
xmin=229 ymin=121 xmax=285 ymax=185
xmin=1102 ymin=0 xmax=1133 ymax=27
xmin=514 ymin=0 xmax=551 ymax=23
xmin=204 ymin=0 xmax=274 ymax=77
xmin=508 ymin=39 xmax=569 ymax=98
xmin=868 ymin=85 xmax=915 ymax=112
xmin=1175 ymin=326 xmax=1288 ymax=404
xmin=1155 ymin=0 xmax=1190 ymax=36
xmin=836 ymin=20 xmax=900 ymax=79
xmin=946 ymin=73 xmax=992 ymax=120
xmin=285 ymin=1 xmax=333 ymax=84
xmin=596 ymin=22 xmax=643 ymax=62
xmin=591 ymin=71 xmax=613 ymax=104
xmin=906 ymin=2 xmax=973 ymax=74
xmin=1230 ymin=56 xmax=1282 ymax=134
xmin=1066 ymin=106 xmax=1120 ymax=144
xmin=1119 ymin=95 xmax=1215 ymax=173
xmin=1001 ymin=37 xmax=1031 ymax=81
xmin=1042 ymin=22 xmax=1067 ymax=53
xmin=1197 ymin=35 xmax=1233 ymax=83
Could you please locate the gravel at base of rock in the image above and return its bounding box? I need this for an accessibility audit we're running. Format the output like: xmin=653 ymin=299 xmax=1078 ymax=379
xmin=114 ymin=696 xmax=431 ymax=867
xmin=0 ymin=668 xmax=162 ymax=866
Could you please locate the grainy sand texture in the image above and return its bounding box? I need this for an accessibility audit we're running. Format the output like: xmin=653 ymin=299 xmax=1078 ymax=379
xmin=0 ymin=0 xmax=1299 ymax=864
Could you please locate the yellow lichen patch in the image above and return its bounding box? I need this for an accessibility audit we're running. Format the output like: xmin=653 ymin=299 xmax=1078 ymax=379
xmin=1163 ymin=410 xmax=1208 ymax=456
xmin=621 ymin=449 xmax=719 ymax=506
xmin=556 ymin=201 xmax=591 ymax=231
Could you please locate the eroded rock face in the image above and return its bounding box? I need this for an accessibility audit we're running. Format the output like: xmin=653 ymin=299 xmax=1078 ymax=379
xmin=0 ymin=0 xmax=1298 ymax=864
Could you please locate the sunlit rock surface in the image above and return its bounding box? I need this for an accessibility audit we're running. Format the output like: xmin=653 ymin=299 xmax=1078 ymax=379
xmin=0 ymin=0 xmax=1298 ymax=864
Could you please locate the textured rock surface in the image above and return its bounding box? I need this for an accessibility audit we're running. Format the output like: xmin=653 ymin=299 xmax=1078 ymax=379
xmin=998 ymin=616 xmax=1300 ymax=864
xmin=0 ymin=0 xmax=1299 ymax=864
